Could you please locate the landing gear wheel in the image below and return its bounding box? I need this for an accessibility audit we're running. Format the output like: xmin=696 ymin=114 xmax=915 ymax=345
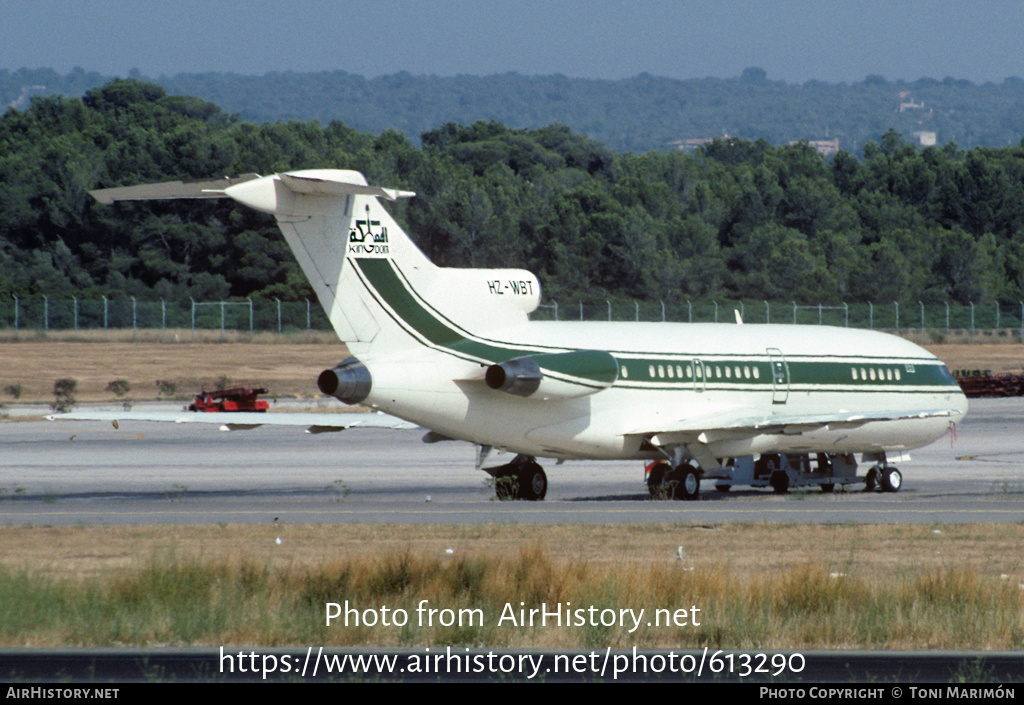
xmin=880 ymin=467 xmax=902 ymax=493
xmin=493 ymin=460 xmax=547 ymax=501
xmin=864 ymin=467 xmax=878 ymax=492
xmin=515 ymin=462 xmax=547 ymax=501
xmin=679 ymin=467 xmax=700 ymax=501
xmin=770 ymin=471 xmax=790 ymax=494
xmin=820 ymin=483 xmax=835 ymax=493
xmin=647 ymin=461 xmax=699 ymax=500
xmin=647 ymin=461 xmax=672 ymax=500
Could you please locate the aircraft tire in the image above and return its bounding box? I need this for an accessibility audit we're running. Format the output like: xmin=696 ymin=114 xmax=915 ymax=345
xmin=516 ymin=462 xmax=548 ymax=501
xmin=647 ymin=461 xmax=672 ymax=499
xmin=880 ymin=467 xmax=902 ymax=493
xmin=770 ymin=471 xmax=790 ymax=494
xmin=678 ymin=468 xmax=700 ymax=501
xmin=864 ymin=467 xmax=878 ymax=492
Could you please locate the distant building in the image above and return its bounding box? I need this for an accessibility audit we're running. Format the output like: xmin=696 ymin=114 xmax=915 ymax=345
xmin=912 ymin=131 xmax=937 ymax=147
xmin=789 ymin=139 xmax=840 ymax=157
xmin=668 ymin=137 xmax=719 ymax=152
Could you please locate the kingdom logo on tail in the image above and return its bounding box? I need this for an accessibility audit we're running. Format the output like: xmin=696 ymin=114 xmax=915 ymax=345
xmin=89 ymin=169 xmax=968 ymax=501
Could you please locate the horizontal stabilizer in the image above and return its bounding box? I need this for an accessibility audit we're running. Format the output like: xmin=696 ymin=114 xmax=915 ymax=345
xmin=278 ymin=172 xmax=415 ymax=201
xmin=47 ymin=409 xmax=418 ymax=433
xmin=89 ymin=174 xmax=261 ymax=203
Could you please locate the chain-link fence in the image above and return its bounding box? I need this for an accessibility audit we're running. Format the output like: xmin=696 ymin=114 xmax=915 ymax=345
xmin=0 ymin=297 xmax=330 ymax=341
xmin=2 ymin=296 xmax=1020 ymax=342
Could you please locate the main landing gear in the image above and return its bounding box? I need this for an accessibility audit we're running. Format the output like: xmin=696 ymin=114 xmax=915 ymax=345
xmin=645 ymin=460 xmax=700 ymax=500
xmin=864 ymin=464 xmax=902 ymax=493
xmin=486 ymin=455 xmax=548 ymax=501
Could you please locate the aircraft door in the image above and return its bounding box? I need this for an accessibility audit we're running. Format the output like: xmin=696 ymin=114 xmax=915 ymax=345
xmin=766 ymin=348 xmax=789 ymax=403
xmin=693 ymin=359 xmax=706 ymax=393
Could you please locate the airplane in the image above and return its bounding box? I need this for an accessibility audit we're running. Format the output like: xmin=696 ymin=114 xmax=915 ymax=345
xmin=81 ymin=169 xmax=968 ymax=501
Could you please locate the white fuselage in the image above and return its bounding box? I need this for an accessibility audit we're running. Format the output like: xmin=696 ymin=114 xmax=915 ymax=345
xmin=359 ymin=320 xmax=968 ymax=461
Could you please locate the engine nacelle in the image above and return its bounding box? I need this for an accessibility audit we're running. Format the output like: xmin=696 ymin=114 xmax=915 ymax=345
xmin=485 ymin=350 xmax=619 ymax=400
xmin=318 ymin=356 xmax=372 ymax=404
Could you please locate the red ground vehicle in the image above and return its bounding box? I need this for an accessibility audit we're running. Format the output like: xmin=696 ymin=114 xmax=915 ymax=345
xmin=188 ymin=387 xmax=270 ymax=412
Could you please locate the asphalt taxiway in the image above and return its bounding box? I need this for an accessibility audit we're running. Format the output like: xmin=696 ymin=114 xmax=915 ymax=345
xmin=1 ymin=398 xmax=1022 ymax=525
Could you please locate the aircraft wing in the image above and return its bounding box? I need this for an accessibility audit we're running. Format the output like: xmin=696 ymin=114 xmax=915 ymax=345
xmin=46 ymin=410 xmax=419 ymax=434
xmin=632 ymin=408 xmax=961 ymax=446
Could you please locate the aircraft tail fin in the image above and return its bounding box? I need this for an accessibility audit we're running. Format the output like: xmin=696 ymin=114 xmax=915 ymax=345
xmin=90 ymin=169 xmax=540 ymax=358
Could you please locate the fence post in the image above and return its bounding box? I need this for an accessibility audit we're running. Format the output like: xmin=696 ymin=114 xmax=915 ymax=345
xmin=276 ymin=298 xmax=281 ymax=333
xmin=248 ymin=298 xmax=254 ymax=340
xmin=970 ymin=302 xmax=975 ymax=338
xmin=132 ymin=297 xmax=137 ymax=341
xmin=73 ymin=296 xmax=78 ymax=339
xmin=553 ymin=301 xmax=558 ymax=321
xmin=606 ymin=300 xmax=611 ymax=322
xmin=660 ymin=300 xmax=665 ymax=322
xmin=894 ymin=301 xmax=899 ymax=333
xmin=818 ymin=303 xmax=822 ymax=325
xmin=191 ymin=298 xmax=196 ymax=343
xmin=996 ymin=302 xmax=1000 ymax=332
xmin=12 ymin=295 xmax=18 ymax=336
xmin=792 ymin=301 xmax=796 ymax=325
xmin=306 ymin=299 xmax=311 ymax=330
xmin=161 ymin=298 xmax=166 ymax=342
xmin=634 ymin=300 xmax=639 ymax=322
xmin=945 ymin=301 xmax=950 ymax=338
xmin=764 ymin=300 xmax=769 ymax=323
xmin=103 ymin=296 xmax=108 ymax=339
xmin=687 ymin=300 xmax=692 ymax=323
xmin=844 ymin=302 xmax=848 ymax=327
xmin=713 ymin=300 xmax=718 ymax=323
xmin=869 ymin=302 xmax=873 ymax=329
xmin=919 ymin=301 xmax=924 ymax=338
xmin=43 ymin=295 xmax=48 ymax=336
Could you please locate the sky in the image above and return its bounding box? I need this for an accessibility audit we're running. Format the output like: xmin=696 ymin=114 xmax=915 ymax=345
xmin=3 ymin=0 xmax=1024 ymax=85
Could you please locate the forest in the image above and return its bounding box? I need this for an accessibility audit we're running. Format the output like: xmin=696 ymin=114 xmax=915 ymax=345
xmin=5 ymin=66 xmax=1024 ymax=154
xmin=1 ymin=79 xmax=1023 ymax=313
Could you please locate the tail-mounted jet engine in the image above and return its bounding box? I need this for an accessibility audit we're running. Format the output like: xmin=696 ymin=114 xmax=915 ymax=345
xmin=318 ymin=356 xmax=372 ymax=405
xmin=485 ymin=350 xmax=618 ymax=400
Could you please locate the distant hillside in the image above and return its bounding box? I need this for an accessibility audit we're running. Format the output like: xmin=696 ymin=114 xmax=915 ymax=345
xmin=3 ymin=66 xmax=1024 ymax=154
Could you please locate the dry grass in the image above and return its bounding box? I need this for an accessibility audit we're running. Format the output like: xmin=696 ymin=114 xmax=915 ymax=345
xmin=0 ymin=338 xmax=348 ymax=403
xmin=1 ymin=524 xmax=1022 ymax=649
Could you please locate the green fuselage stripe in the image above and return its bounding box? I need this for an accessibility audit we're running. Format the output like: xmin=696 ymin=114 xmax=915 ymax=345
xmin=355 ymin=258 xmax=609 ymax=387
